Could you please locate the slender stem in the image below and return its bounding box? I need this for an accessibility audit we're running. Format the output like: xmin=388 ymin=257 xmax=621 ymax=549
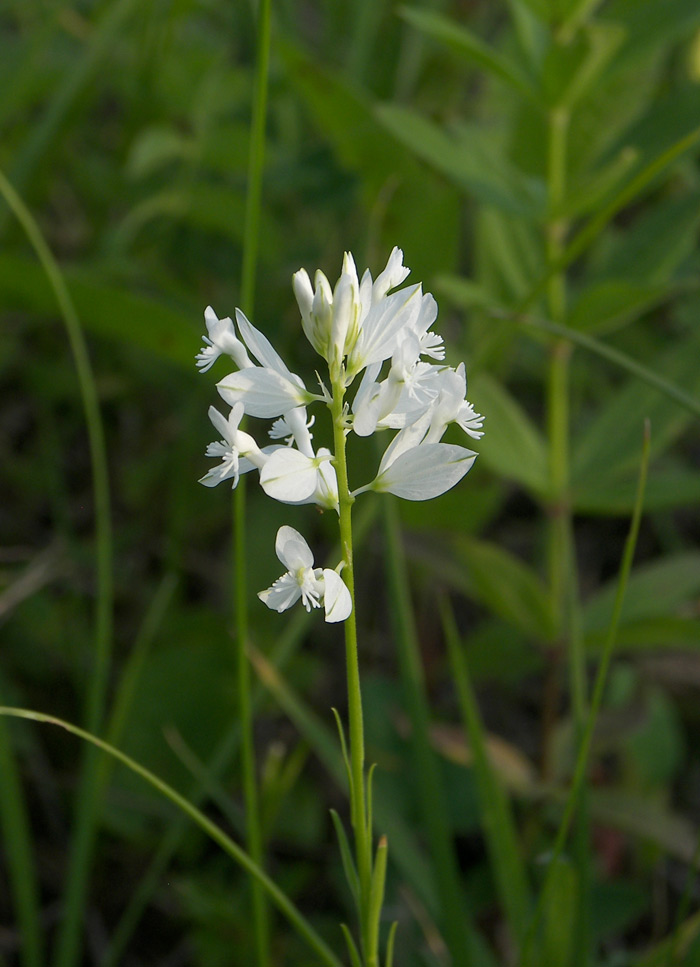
xmin=0 ymin=167 xmax=114 ymax=967
xmin=234 ymin=0 xmax=273 ymax=964
xmin=330 ymin=377 xmax=373 ymax=961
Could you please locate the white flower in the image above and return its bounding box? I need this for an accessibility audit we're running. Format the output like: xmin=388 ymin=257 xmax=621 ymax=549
xmin=196 ymin=306 xmax=252 ymax=372
xmin=259 ymin=447 xmax=338 ymax=510
xmin=199 ymin=403 xmax=269 ymax=488
xmin=258 ymin=526 xmax=351 ymax=622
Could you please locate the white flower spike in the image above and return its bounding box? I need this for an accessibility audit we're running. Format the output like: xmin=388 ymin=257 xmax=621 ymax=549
xmin=258 ymin=526 xmax=351 ymax=622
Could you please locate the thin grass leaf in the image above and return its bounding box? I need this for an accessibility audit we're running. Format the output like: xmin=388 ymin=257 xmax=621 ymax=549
xmin=399 ymin=7 xmax=538 ymax=102
xmin=441 ymin=598 xmax=532 ymax=946
xmin=330 ymin=809 xmax=360 ymax=903
xmin=0 ymin=707 xmax=343 ymax=967
xmin=0 ymin=723 xmax=43 ymax=967
xmin=366 ymin=761 xmax=377 ymax=843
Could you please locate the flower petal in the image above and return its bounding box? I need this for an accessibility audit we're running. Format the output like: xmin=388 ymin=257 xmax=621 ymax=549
xmin=260 ymin=449 xmax=321 ymax=503
xmin=235 ymin=308 xmax=293 ymax=377
xmin=322 ymin=569 xmax=352 ymax=622
xmin=373 ymin=443 xmax=477 ymax=500
xmin=274 ymin=525 xmax=315 ymax=570
xmin=258 ymin=572 xmax=302 ymax=613
xmin=217 ymin=368 xmax=311 ymax=418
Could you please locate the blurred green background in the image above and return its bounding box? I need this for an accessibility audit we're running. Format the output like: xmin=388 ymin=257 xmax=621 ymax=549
xmin=2 ymin=1 xmax=700 ymax=965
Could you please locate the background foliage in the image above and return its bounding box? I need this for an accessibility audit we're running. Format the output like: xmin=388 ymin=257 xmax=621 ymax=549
xmin=2 ymin=1 xmax=700 ymax=965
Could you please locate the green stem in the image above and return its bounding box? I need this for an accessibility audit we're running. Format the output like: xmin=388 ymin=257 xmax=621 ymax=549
xmin=0 ymin=167 xmax=114 ymax=967
xmin=234 ymin=1 xmax=273 ymax=964
xmin=330 ymin=377 xmax=373 ymax=962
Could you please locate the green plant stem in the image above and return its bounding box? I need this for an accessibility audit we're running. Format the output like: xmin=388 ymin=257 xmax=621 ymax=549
xmin=0 ymin=707 xmax=343 ymax=967
xmin=330 ymin=377 xmax=374 ymax=962
xmin=382 ymin=498 xmax=474 ymax=967
xmin=0 ymin=167 xmax=114 ymax=967
xmin=543 ymin=98 xmax=591 ymax=967
xmin=233 ymin=1 xmax=273 ymax=964
xmin=521 ymin=420 xmax=651 ymax=967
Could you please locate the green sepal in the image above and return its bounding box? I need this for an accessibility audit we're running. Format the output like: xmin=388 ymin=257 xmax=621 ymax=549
xmin=330 ymin=809 xmax=359 ymax=903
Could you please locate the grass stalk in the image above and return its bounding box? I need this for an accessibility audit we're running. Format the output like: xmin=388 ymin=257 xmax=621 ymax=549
xmin=382 ymin=497 xmax=474 ymax=967
xmin=233 ymin=0 xmax=273 ymax=963
xmin=0 ymin=167 xmax=114 ymax=967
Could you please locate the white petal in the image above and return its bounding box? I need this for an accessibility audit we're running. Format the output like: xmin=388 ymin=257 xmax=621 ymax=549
xmin=322 ymin=569 xmax=352 ymax=622
xmin=258 ymin=572 xmax=302 ymax=613
xmin=260 ymin=449 xmax=320 ymax=503
xmin=348 ymin=284 xmax=422 ymax=372
xmin=207 ymin=405 xmax=232 ymax=442
xmin=217 ymin=368 xmax=310 ymax=418
xmin=235 ymin=308 xmax=292 ymax=376
xmin=274 ymin=525 xmax=314 ymax=570
xmin=373 ymin=443 xmax=477 ymax=500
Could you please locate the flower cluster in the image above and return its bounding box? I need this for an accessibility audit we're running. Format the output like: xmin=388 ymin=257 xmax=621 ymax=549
xmin=197 ymin=248 xmax=483 ymax=622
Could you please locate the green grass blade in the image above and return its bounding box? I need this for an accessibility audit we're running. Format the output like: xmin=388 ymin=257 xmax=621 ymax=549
xmin=331 ymin=809 xmax=360 ymax=902
xmin=0 ymin=707 xmax=343 ymax=967
xmin=440 ymin=597 xmax=532 ymax=946
xmin=0 ymin=722 xmax=43 ymax=967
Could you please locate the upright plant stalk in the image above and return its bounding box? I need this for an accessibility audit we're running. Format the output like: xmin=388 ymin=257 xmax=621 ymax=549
xmin=0 ymin=168 xmax=114 ymax=967
xmin=234 ymin=0 xmax=273 ymax=964
xmin=330 ymin=377 xmax=373 ymax=961
xmin=543 ymin=94 xmax=592 ymax=967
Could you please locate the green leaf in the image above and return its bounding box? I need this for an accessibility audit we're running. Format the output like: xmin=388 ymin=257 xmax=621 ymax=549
xmin=591 ymin=192 xmax=700 ymax=285
xmin=453 ymin=537 xmax=555 ymax=642
xmin=399 ymin=7 xmax=538 ymax=102
xmin=587 ymin=617 xmax=700 ymax=655
xmin=573 ymin=467 xmax=700 ymax=514
xmin=568 ymin=279 xmax=670 ymax=334
xmin=278 ymin=39 xmax=460 ymax=279
xmin=330 ymin=810 xmax=359 ymax=902
xmin=572 ymin=332 xmax=700 ymax=488
xmin=540 ymin=857 xmax=578 ymax=967
xmin=375 ymin=105 xmax=544 ymax=217
xmin=469 ymin=373 xmax=549 ymax=494
xmin=583 ymin=554 xmax=700 ymax=636
xmin=541 ymin=22 xmax=625 ymax=110
xmin=340 ymin=925 xmax=363 ymax=967
xmin=0 ymin=254 xmax=198 ymax=369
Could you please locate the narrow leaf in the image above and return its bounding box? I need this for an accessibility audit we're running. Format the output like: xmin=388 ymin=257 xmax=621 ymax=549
xmin=330 ymin=810 xmax=360 ymax=902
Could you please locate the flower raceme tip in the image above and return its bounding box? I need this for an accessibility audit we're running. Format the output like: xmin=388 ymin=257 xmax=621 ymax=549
xmin=197 ymin=247 xmax=484 ymax=621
